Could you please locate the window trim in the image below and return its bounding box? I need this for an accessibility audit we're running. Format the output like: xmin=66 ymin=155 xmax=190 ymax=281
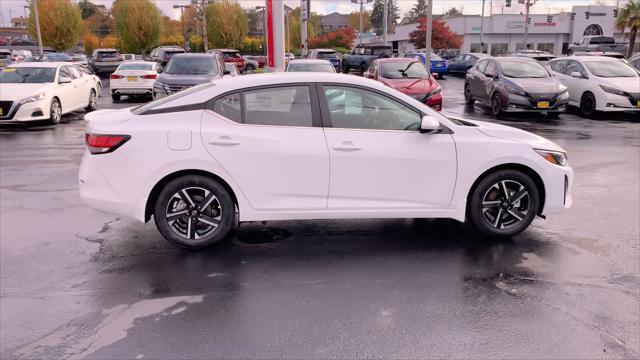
xmin=316 ymin=82 xmax=425 ymax=132
xmin=206 ymin=83 xmax=322 ymax=128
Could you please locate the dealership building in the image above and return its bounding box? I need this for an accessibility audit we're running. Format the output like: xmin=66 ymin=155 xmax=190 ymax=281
xmin=379 ymin=5 xmax=637 ymax=56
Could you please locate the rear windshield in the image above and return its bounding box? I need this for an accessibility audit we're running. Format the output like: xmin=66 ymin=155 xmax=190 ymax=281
xmin=165 ymin=57 xmax=218 ymax=75
xmin=590 ymin=37 xmax=615 ymax=44
xmin=131 ymin=82 xmax=215 ymax=115
xmin=585 ymin=61 xmax=638 ymax=78
xmin=0 ymin=67 xmax=56 ymax=83
xmin=118 ymin=63 xmax=154 ymax=71
xmin=500 ymin=60 xmax=549 ymax=78
xmin=223 ymin=52 xmax=241 ymax=58
xmin=46 ymin=53 xmax=73 ymax=61
xmin=97 ymin=51 xmax=119 ymax=58
xmin=318 ymin=51 xmax=337 ymax=59
xmin=287 ymin=63 xmax=335 ymax=72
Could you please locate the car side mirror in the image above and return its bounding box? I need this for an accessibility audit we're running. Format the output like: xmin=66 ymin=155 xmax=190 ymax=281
xmin=58 ymin=76 xmax=72 ymax=84
xmin=420 ymin=115 xmax=440 ymax=133
xmin=157 ymin=66 xmax=163 ymax=73
xmin=569 ymin=71 xmax=583 ymax=78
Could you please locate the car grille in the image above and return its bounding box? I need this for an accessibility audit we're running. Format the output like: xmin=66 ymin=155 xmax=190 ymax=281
xmin=166 ymin=84 xmax=191 ymax=93
xmin=0 ymin=101 xmax=14 ymax=119
xmin=527 ymin=93 xmax=560 ymax=108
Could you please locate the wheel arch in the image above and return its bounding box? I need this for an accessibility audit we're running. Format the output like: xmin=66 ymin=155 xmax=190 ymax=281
xmin=144 ymin=169 xmax=239 ymax=222
xmin=466 ymin=163 xmax=546 ymax=216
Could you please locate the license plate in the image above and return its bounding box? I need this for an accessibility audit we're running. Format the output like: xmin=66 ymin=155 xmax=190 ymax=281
xmin=435 ymin=64 xmax=442 ymax=67
xmin=537 ymin=101 xmax=550 ymax=109
xmin=127 ymin=76 xmax=137 ymax=82
xmin=0 ymin=108 xmax=3 ymax=116
xmin=637 ymin=100 xmax=640 ymax=108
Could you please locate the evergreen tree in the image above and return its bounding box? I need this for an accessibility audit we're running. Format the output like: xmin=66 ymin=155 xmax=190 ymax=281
xmin=412 ymin=0 xmax=428 ymax=19
xmin=371 ymin=0 xmax=400 ymax=35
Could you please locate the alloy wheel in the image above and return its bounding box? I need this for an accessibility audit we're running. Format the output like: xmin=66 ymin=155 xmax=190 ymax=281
xmin=88 ymin=91 xmax=97 ymax=111
xmin=481 ymin=180 xmax=530 ymax=230
xmin=492 ymin=94 xmax=502 ymax=116
xmin=165 ymin=186 xmax=222 ymax=240
xmin=51 ymin=100 xmax=61 ymax=124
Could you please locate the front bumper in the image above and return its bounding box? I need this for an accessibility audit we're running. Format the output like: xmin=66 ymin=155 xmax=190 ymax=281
xmin=0 ymin=99 xmax=50 ymax=123
xmin=540 ymin=161 xmax=574 ymax=215
xmin=505 ymin=93 xmax=569 ymax=112
xmin=597 ymin=92 xmax=640 ymax=112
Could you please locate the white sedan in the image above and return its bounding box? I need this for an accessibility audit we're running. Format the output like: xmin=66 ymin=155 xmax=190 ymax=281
xmin=109 ymin=61 xmax=160 ymax=101
xmin=548 ymin=56 xmax=640 ymax=116
xmin=80 ymin=73 xmax=573 ymax=249
xmin=0 ymin=62 xmax=98 ymax=124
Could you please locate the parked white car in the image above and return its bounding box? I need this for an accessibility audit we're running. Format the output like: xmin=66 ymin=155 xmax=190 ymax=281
xmin=242 ymin=56 xmax=259 ymax=71
xmin=548 ymin=56 xmax=640 ymax=116
xmin=286 ymin=59 xmax=336 ymax=73
xmin=110 ymin=61 xmax=159 ymax=101
xmin=80 ymin=73 xmax=573 ymax=249
xmin=0 ymin=62 xmax=98 ymax=124
xmin=122 ymin=54 xmax=136 ymax=62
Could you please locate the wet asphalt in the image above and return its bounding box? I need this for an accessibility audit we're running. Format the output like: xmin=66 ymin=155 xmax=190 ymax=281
xmin=0 ymin=75 xmax=639 ymax=359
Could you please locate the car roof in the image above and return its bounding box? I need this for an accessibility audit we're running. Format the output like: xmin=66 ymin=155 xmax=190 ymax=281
xmin=311 ymin=48 xmax=335 ymax=52
xmin=94 ymin=48 xmax=118 ymax=52
xmin=8 ymin=62 xmax=64 ymax=68
xmin=375 ymin=57 xmax=420 ymax=63
xmin=493 ymin=56 xmax=540 ymax=62
xmin=570 ymin=55 xmax=622 ymax=62
xmin=289 ymin=59 xmax=333 ymax=64
xmin=118 ymin=60 xmax=155 ymax=65
xmin=212 ymin=49 xmax=239 ymax=52
xmin=172 ymin=53 xmax=218 ymax=58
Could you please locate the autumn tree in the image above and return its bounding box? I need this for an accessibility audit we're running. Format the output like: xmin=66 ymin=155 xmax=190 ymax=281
xmin=78 ymin=0 xmax=98 ymax=20
xmin=85 ymin=6 xmax=114 ymax=46
xmin=27 ymin=0 xmax=84 ymax=51
xmin=409 ymin=18 xmax=461 ymax=50
xmin=114 ymin=0 xmax=162 ymax=54
xmin=283 ymin=7 xmax=322 ymax=52
xmin=206 ymin=0 xmax=248 ymax=49
xmin=347 ymin=11 xmax=372 ymax=32
xmin=83 ymin=33 xmax=98 ymax=55
xmin=371 ymin=0 xmax=399 ymax=34
xmin=307 ymin=28 xmax=355 ymax=49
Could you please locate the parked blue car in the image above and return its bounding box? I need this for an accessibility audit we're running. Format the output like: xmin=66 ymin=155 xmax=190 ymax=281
xmin=406 ymin=53 xmax=448 ymax=77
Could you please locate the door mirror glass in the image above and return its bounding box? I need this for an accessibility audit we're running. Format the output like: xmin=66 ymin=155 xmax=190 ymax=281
xmin=569 ymin=71 xmax=583 ymax=78
xmin=420 ymin=115 xmax=440 ymax=132
xmin=58 ymin=75 xmax=72 ymax=84
xmin=157 ymin=66 xmax=163 ymax=73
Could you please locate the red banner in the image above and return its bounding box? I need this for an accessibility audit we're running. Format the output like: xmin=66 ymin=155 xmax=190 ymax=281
xmin=266 ymin=0 xmax=274 ymax=68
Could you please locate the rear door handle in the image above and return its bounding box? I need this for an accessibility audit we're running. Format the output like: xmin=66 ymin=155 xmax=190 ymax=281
xmin=333 ymin=141 xmax=362 ymax=151
xmin=210 ymin=136 xmax=240 ymax=146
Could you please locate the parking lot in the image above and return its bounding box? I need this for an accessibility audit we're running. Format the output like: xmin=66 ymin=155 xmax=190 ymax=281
xmin=1 ymin=74 xmax=639 ymax=358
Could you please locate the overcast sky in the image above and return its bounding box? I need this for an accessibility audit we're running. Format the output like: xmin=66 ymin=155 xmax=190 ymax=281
xmin=0 ymin=0 xmax=627 ymax=27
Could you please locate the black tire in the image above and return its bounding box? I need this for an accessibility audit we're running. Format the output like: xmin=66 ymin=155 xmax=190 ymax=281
xmin=579 ymin=92 xmax=597 ymax=117
xmin=342 ymin=62 xmax=349 ymax=74
xmin=49 ymin=98 xmax=62 ymax=125
xmin=468 ymin=169 xmax=540 ymax=238
xmin=85 ymin=89 xmax=97 ymax=112
xmin=154 ymin=175 xmax=235 ymax=250
xmin=111 ymin=93 xmax=121 ymax=102
xmin=245 ymin=63 xmax=255 ymax=71
xmin=360 ymin=62 xmax=367 ymax=75
xmin=491 ymin=93 xmax=503 ymax=117
xmin=464 ymin=83 xmax=475 ymax=105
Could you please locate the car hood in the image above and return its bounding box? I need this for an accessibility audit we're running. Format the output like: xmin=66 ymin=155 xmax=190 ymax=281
xmin=0 ymin=83 xmax=54 ymax=101
xmin=465 ymin=119 xmax=566 ymax=153
xmin=382 ymin=77 xmax=437 ymax=92
xmin=599 ymin=77 xmax=640 ymax=93
xmin=156 ymin=73 xmax=218 ymax=86
xmin=504 ymin=76 xmax=563 ymax=94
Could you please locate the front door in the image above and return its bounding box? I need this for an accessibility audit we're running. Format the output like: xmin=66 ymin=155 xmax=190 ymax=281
xmin=201 ymin=84 xmax=330 ymax=211
xmin=319 ymin=84 xmax=457 ymax=210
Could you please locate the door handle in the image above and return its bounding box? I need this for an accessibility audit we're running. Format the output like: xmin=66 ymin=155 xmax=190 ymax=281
xmin=333 ymin=141 xmax=362 ymax=151
xmin=210 ymin=136 xmax=240 ymax=146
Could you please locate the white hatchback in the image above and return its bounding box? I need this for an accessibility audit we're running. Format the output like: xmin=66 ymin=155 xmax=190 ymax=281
xmin=109 ymin=61 xmax=159 ymax=101
xmin=548 ymin=56 xmax=640 ymax=116
xmin=80 ymin=73 xmax=573 ymax=249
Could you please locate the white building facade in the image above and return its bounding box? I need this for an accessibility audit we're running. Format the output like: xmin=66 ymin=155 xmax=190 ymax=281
xmin=377 ymin=5 xmax=637 ymax=56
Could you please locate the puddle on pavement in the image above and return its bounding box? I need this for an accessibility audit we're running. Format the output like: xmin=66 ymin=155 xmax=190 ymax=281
xmin=234 ymin=226 xmax=291 ymax=246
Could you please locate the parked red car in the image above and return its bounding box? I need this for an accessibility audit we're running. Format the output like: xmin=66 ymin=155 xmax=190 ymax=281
xmin=364 ymin=58 xmax=442 ymax=111
xmin=209 ymin=49 xmax=245 ymax=72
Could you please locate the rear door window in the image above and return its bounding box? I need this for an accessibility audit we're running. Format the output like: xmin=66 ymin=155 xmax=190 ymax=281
xmin=243 ymin=86 xmax=313 ymax=127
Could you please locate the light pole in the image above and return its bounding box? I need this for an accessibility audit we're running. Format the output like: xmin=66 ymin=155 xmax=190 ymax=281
xmin=383 ymin=0 xmax=387 ymax=45
xmin=480 ymin=0 xmax=486 ymax=53
xmin=173 ymin=4 xmax=191 ymax=50
xmin=425 ymin=0 xmax=433 ymax=64
xmin=256 ymin=6 xmax=267 ymax=56
xmin=523 ymin=0 xmax=531 ymax=49
xmin=25 ymin=0 xmax=43 ymax=55
xmin=201 ymin=0 xmax=208 ymax=52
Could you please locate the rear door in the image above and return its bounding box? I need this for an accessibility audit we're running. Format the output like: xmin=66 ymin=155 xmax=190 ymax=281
xmin=201 ymin=84 xmax=330 ymax=211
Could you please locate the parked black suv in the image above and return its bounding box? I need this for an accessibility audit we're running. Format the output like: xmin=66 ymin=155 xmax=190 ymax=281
xmin=152 ymin=53 xmax=226 ymax=99
xmin=148 ymin=46 xmax=186 ymax=67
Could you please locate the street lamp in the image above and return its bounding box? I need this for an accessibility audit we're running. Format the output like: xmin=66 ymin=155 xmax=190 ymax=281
xmin=24 ymin=1 xmax=43 ymax=55
xmin=256 ymin=6 xmax=267 ymax=56
xmin=173 ymin=4 xmax=191 ymax=50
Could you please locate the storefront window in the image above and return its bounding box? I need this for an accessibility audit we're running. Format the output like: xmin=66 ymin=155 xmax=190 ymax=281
xmin=537 ymin=43 xmax=555 ymax=53
xmin=470 ymin=43 xmax=488 ymax=53
xmin=490 ymin=43 xmax=508 ymax=55
xmin=516 ymin=43 xmax=534 ymax=51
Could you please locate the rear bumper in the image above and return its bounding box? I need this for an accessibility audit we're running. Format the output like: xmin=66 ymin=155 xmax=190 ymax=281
xmin=93 ymin=62 xmax=121 ymax=72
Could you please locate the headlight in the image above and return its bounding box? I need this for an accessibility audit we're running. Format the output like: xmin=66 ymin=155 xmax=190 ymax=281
xmin=557 ymin=88 xmax=569 ymax=99
xmin=409 ymin=93 xmax=428 ymax=101
xmin=426 ymin=86 xmax=442 ymax=98
xmin=535 ymin=149 xmax=568 ymax=166
xmin=506 ymin=86 xmax=527 ymax=96
xmin=19 ymin=93 xmax=45 ymax=105
xmin=599 ymin=85 xmax=626 ymax=96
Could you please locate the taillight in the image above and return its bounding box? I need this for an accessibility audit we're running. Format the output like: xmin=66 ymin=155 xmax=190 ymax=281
xmin=143 ymin=74 xmax=157 ymax=79
xmin=110 ymin=74 xmax=123 ymax=79
xmin=85 ymin=134 xmax=130 ymax=154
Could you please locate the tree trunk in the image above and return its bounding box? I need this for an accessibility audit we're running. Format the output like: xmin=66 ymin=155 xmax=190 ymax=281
xmin=627 ymin=27 xmax=637 ymax=59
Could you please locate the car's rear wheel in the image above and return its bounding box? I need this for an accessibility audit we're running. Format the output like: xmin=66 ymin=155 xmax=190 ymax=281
xmin=342 ymin=62 xmax=350 ymax=73
xmin=464 ymin=83 xmax=475 ymax=105
xmin=111 ymin=93 xmax=121 ymax=102
xmin=245 ymin=63 xmax=255 ymax=71
xmin=491 ymin=93 xmax=503 ymax=116
xmin=154 ymin=175 xmax=235 ymax=250
xmin=49 ymin=98 xmax=62 ymax=125
xmin=579 ymin=92 xmax=596 ymax=117
xmin=85 ymin=89 xmax=97 ymax=112
xmin=468 ymin=169 xmax=540 ymax=237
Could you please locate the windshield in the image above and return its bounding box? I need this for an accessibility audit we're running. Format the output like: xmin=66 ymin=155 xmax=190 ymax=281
xmin=430 ymin=54 xmax=443 ymax=61
xmin=97 ymin=51 xmax=119 ymax=58
xmin=287 ymin=63 xmax=335 ymax=72
xmin=318 ymin=52 xmax=337 ymax=59
xmin=381 ymin=61 xmax=429 ymax=79
xmin=72 ymin=55 xmax=86 ymax=60
xmin=500 ymin=60 xmax=549 ymax=78
xmin=118 ymin=63 xmax=154 ymax=71
xmin=0 ymin=53 xmax=11 ymax=59
xmin=0 ymin=67 xmax=56 ymax=83
xmin=585 ymin=61 xmax=638 ymax=78
xmin=223 ymin=52 xmax=241 ymax=59
xmin=165 ymin=57 xmax=218 ymax=75
xmin=46 ymin=53 xmax=73 ymax=61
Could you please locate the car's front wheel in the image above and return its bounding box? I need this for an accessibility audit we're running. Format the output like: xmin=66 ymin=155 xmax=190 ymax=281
xmin=491 ymin=93 xmax=503 ymax=117
xmin=464 ymin=83 xmax=475 ymax=105
xmin=579 ymin=92 xmax=596 ymax=117
xmin=49 ymin=98 xmax=62 ymax=124
xmin=85 ymin=89 xmax=97 ymax=112
xmin=468 ymin=169 xmax=540 ymax=237
xmin=154 ymin=175 xmax=235 ymax=250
